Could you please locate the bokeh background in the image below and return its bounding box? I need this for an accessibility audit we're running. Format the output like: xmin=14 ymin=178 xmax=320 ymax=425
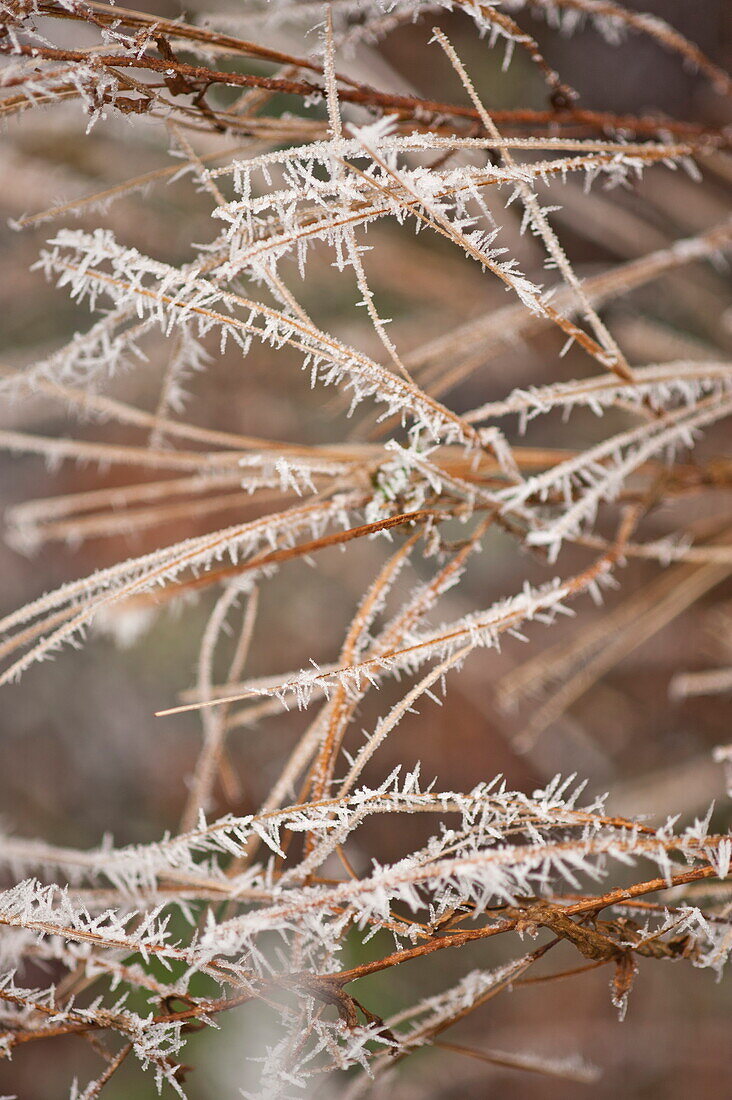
xmin=1 ymin=1 xmax=731 ymax=1096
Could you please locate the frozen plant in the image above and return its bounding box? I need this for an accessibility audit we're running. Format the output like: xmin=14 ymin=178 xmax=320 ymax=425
xmin=0 ymin=1 xmax=731 ymax=1096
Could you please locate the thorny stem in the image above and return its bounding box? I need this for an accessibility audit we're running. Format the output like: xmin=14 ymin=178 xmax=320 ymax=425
xmin=326 ymin=865 xmax=718 ymax=987
xmin=2 ymin=39 xmax=727 ymax=144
